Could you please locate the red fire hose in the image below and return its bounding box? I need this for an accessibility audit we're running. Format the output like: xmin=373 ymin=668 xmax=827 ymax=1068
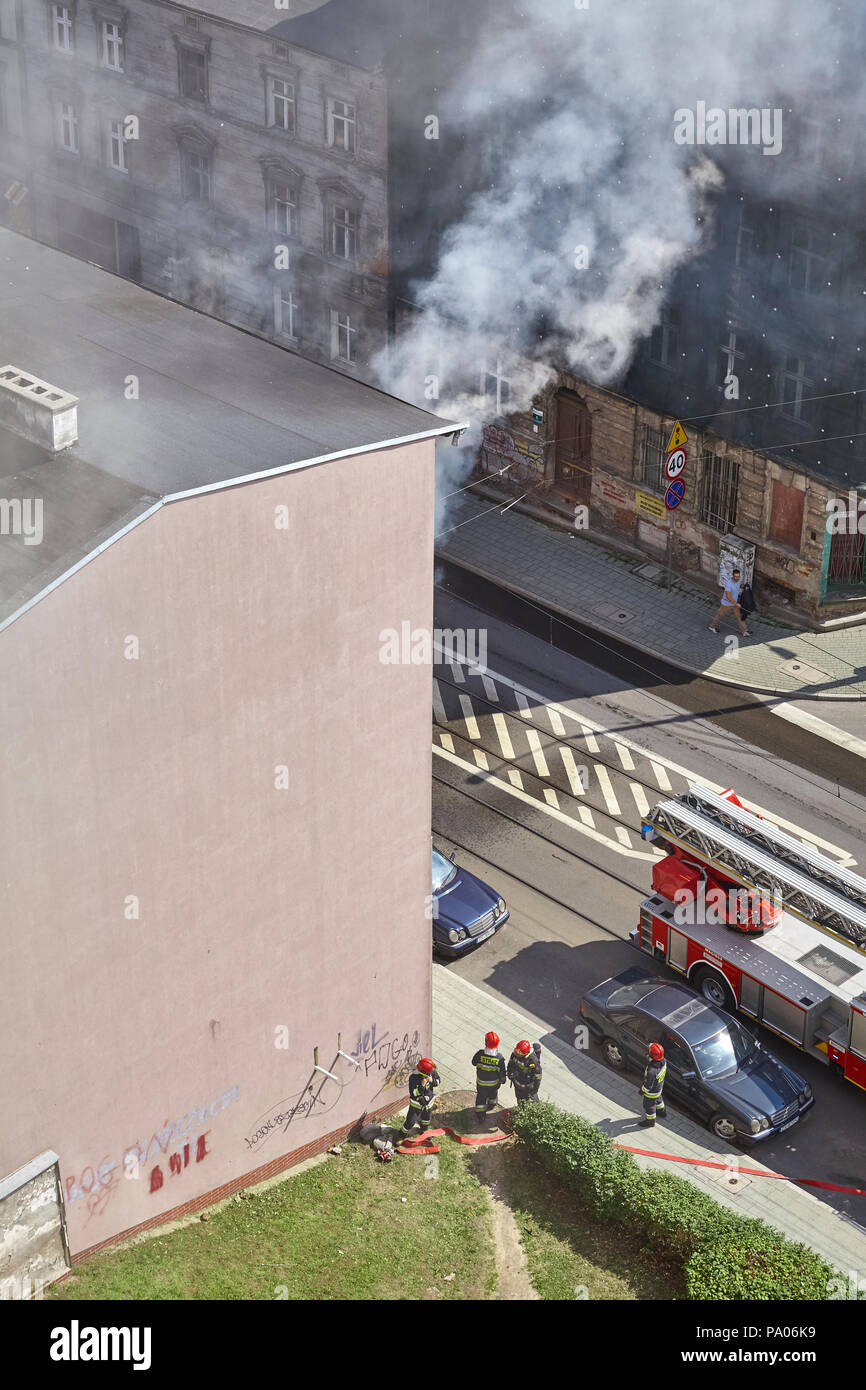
xmin=397 ymin=1126 xmax=509 ymax=1155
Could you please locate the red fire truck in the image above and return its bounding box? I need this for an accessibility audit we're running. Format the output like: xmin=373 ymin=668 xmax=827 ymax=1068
xmin=636 ymin=785 xmax=866 ymax=1092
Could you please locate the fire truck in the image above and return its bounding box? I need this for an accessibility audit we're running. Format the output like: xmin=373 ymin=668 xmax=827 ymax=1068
xmin=635 ymin=784 xmax=866 ymax=1092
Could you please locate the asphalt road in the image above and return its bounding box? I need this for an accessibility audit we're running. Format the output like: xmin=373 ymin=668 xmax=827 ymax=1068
xmin=431 ymin=581 xmax=866 ymax=1228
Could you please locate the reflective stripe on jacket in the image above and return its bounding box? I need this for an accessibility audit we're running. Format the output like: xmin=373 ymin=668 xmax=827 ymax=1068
xmin=472 ymin=1049 xmax=506 ymax=1087
xmin=507 ymin=1053 xmax=541 ymax=1085
xmin=407 ymin=1070 xmax=439 ymax=1110
xmin=641 ymin=1060 xmax=667 ymax=1100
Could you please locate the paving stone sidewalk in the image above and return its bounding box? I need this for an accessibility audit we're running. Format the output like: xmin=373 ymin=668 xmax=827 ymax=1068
xmin=432 ymin=964 xmax=866 ymax=1276
xmin=436 ymin=494 xmax=866 ymax=699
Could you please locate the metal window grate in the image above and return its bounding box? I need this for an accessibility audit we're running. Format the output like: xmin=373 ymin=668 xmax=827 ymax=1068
xmin=699 ymin=452 xmax=739 ymax=532
xmin=827 ymin=532 xmax=866 ymax=590
xmin=640 ymin=424 xmax=664 ymax=491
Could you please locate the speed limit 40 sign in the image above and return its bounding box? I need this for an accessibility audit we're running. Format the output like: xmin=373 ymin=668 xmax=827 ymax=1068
xmin=665 ymin=447 xmax=687 ymax=481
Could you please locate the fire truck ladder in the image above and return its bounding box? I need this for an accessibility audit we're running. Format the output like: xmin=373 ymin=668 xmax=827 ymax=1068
xmin=644 ymin=784 xmax=866 ymax=952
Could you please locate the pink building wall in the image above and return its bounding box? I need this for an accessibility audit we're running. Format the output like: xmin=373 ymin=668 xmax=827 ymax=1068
xmin=0 ymin=439 xmax=435 ymax=1256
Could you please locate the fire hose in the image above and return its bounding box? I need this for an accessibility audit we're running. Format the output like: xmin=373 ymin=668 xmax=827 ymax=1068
xmin=617 ymin=1144 xmax=866 ymax=1197
xmin=397 ymin=1126 xmax=510 ymax=1155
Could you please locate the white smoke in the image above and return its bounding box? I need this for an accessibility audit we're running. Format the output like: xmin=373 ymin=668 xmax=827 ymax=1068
xmin=375 ymin=0 xmax=848 ymax=438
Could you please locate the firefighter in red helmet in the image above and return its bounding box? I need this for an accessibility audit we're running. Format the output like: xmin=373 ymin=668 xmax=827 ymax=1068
xmin=398 ymin=1057 xmax=440 ymax=1142
xmin=507 ymin=1039 xmax=542 ymax=1104
xmin=639 ymin=1043 xmax=667 ymax=1127
xmin=471 ymin=1031 xmax=507 ymax=1122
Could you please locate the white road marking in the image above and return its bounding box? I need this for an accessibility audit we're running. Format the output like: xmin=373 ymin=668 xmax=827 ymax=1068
xmin=439 ymin=731 xmax=455 ymax=753
xmin=481 ymin=674 xmax=499 ymax=702
xmin=432 ymin=679 xmax=447 ymax=725
xmin=544 ymin=789 xmax=560 ymax=809
xmin=526 ymin=729 xmax=550 ymax=778
xmin=473 ymin=749 xmax=489 ymax=771
xmin=616 ymin=826 xmax=632 ymax=847
xmin=548 ymin=708 xmax=567 ymax=737
xmin=650 ymin=761 xmax=673 ymax=792
xmin=767 ymin=700 xmax=866 ymax=762
xmin=615 ymin=742 xmax=635 ymax=771
xmin=458 ymin=694 xmax=480 ymax=740
xmin=449 ymin=662 xmax=465 ymax=684
xmin=515 ymin=690 xmax=533 ymax=719
xmin=578 ymin=723 xmax=600 ymax=754
xmin=432 ymin=645 xmax=857 ymax=866
xmin=560 ymin=747 xmax=587 ymax=796
xmin=508 ymin=769 xmax=524 ymax=789
xmin=433 ymin=744 xmax=659 ymax=859
xmin=493 ymin=712 xmax=516 ymax=760
xmin=595 ymin=765 xmax=621 ymax=818
xmin=630 ymin=783 xmax=651 ymax=819
xmin=577 ymin=806 xmax=596 ymax=829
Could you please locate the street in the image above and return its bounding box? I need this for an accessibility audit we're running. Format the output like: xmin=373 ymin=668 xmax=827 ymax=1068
xmin=432 ymin=583 xmax=866 ymax=1228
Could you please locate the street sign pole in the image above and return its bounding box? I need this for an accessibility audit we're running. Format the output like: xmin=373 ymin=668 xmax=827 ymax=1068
xmin=662 ymin=423 xmax=689 ymax=589
xmin=666 ymin=513 xmax=674 ymax=590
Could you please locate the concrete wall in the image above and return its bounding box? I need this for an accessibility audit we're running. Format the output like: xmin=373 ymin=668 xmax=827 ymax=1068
xmin=0 ymin=1152 xmax=69 ymax=1298
xmin=0 ymin=438 xmax=435 ymax=1258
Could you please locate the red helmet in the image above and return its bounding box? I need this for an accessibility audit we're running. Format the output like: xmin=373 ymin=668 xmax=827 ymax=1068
xmin=515 ymin=1040 xmax=532 ymax=1055
xmin=485 ymin=1031 xmax=499 ymax=1048
xmin=417 ymin=1057 xmax=436 ymax=1075
xmin=648 ymin=1043 xmax=665 ymax=1061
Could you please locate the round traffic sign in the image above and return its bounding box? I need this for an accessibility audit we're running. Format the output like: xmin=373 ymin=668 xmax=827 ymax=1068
xmin=665 ymin=448 xmax=687 ymax=480
xmin=665 ymin=479 xmax=685 ymax=510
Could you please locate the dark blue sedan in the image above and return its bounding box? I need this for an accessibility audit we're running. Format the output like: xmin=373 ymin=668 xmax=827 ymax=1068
xmin=432 ymin=848 xmax=509 ymax=957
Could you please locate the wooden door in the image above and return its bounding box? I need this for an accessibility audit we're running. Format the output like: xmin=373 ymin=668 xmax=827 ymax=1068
xmin=555 ymin=393 xmax=592 ymax=503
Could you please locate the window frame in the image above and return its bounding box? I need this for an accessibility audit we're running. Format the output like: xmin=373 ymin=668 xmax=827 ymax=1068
xmin=265 ymin=70 xmax=297 ymax=135
xmin=329 ymin=306 xmax=356 ymax=364
xmin=698 ymin=450 xmax=740 ymax=533
xmin=639 ymin=422 xmax=665 ymax=492
xmin=273 ymin=283 xmax=299 ymax=342
xmin=51 ymin=3 xmax=76 ymax=53
xmin=481 ymin=358 xmax=511 ymax=417
xmin=107 ymin=116 xmax=128 ymax=172
xmin=325 ymin=94 xmax=357 ymax=156
xmin=780 ymin=353 xmax=814 ymax=425
xmin=174 ymin=33 xmax=210 ymax=105
xmin=58 ymin=98 xmax=80 ymax=154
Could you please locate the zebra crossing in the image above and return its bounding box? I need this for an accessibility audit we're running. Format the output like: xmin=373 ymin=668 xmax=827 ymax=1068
xmin=431 ymin=653 xmax=857 ymax=867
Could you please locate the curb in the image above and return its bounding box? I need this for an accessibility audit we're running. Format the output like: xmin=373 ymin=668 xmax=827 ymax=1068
xmin=435 ymin=552 xmax=866 ymax=702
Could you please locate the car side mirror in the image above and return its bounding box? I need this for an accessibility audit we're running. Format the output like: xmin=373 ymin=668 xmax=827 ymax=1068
xmin=681 ymin=1070 xmax=697 ymax=1082
xmin=448 ymin=851 xmax=456 ymax=862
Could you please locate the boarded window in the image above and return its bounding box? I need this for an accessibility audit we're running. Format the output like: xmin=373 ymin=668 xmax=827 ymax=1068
xmin=768 ymin=480 xmax=804 ymax=551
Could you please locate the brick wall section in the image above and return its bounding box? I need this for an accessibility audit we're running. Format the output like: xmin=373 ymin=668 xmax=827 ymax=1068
xmin=71 ymin=1094 xmax=408 ymax=1265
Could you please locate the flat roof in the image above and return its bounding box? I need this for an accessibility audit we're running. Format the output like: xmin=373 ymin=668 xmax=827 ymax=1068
xmin=0 ymin=229 xmax=463 ymax=629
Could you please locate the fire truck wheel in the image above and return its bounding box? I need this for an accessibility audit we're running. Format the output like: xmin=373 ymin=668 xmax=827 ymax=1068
xmin=710 ymin=1113 xmax=741 ymax=1144
xmin=692 ymin=966 xmax=736 ymax=1013
xmin=601 ymin=1037 xmax=627 ymax=1071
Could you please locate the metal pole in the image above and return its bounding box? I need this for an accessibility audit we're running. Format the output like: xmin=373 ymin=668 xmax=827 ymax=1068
xmin=666 ymin=513 xmax=674 ymax=589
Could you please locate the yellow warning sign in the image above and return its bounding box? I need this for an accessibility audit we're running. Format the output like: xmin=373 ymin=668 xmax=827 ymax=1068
xmin=666 ymin=420 xmax=688 ymax=452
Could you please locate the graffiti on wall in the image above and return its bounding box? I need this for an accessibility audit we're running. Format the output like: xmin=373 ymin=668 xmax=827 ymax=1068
xmin=243 ymin=1025 xmax=421 ymax=1152
xmin=63 ymin=1084 xmax=240 ymax=1223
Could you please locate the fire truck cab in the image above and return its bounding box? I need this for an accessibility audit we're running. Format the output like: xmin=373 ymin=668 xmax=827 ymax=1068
xmin=635 ymin=785 xmax=866 ymax=1093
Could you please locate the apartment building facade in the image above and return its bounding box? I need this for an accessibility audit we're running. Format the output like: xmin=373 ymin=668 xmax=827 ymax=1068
xmin=0 ymin=0 xmax=387 ymax=381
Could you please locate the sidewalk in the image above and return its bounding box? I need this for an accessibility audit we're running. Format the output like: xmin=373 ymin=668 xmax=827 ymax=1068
xmin=432 ymin=965 xmax=866 ymax=1276
xmin=436 ymin=493 xmax=866 ymax=699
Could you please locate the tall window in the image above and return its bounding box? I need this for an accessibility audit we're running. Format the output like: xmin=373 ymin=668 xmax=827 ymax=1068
xmin=734 ymin=203 xmax=754 ymax=268
xmin=789 ymin=222 xmax=824 ymax=294
xmin=59 ymin=102 xmax=79 ymax=153
xmin=330 ymin=204 xmax=358 ymax=259
xmin=181 ymin=146 xmax=212 ymax=203
xmin=53 ymin=5 xmax=75 ymax=52
xmin=178 ymin=46 xmax=207 ymax=102
xmin=639 ymin=423 xmax=665 ymax=491
xmin=275 ymin=285 xmax=299 ymax=340
xmin=649 ymin=307 xmax=679 ymax=368
xmin=482 ymin=359 xmax=510 ymax=415
xmin=718 ymin=329 xmax=744 ymax=389
xmin=698 ymin=452 xmax=739 ymax=533
xmin=268 ymin=76 xmax=295 ymax=134
xmin=271 ymin=180 xmax=298 ymax=237
xmin=326 ymin=97 xmax=356 ymax=154
xmin=781 ymin=355 xmax=814 ymax=423
xmin=330 ymin=308 xmax=355 ymax=363
xmin=100 ymin=20 xmax=124 ymax=72
xmin=108 ymin=119 xmax=127 ymax=171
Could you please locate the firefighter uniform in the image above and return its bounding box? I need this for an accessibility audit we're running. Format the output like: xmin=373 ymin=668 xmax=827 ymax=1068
xmin=472 ymin=1047 xmax=507 ymax=1116
xmin=399 ymin=1065 xmax=440 ymax=1139
xmin=640 ymin=1058 xmax=667 ymax=1125
xmin=507 ymin=1044 xmax=542 ymax=1103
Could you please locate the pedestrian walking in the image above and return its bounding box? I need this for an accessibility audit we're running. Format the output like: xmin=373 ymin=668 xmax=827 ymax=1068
xmin=471 ymin=1031 xmax=507 ymax=1122
xmin=639 ymin=1043 xmax=667 ymax=1127
xmin=398 ymin=1057 xmax=440 ymax=1141
xmin=507 ymin=1040 xmax=542 ymax=1104
xmin=709 ymin=567 xmax=749 ymax=637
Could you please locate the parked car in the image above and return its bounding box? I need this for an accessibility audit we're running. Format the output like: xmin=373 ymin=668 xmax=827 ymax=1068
xmin=578 ymin=967 xmax=814 ymax=1145
xmin=431 ymin=848 xmax=509 ymax=957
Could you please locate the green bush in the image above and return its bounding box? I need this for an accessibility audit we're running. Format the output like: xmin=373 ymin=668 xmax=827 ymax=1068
xmin=512 ymin=1101 xmax=837 ymax=1301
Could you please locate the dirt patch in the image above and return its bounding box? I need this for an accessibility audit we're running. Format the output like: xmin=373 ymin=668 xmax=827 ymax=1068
xmin=472 ymin=1143 xmax=540 ymax=1301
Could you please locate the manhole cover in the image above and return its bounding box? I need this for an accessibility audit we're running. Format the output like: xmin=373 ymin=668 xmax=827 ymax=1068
xmin=713 ymin=1168 xmax=752 ymax=1194
xmin=633 ymin=563 xmax=662 ymax=581
xmin=591 ymin=601 xmax=636 ymax=625
xmin=778 ymin=658 xmax=833 ymax=683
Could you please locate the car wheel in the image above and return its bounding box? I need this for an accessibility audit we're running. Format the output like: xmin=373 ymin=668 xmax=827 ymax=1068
xmin=692 ymin=966 xmax=736 ymax=1013
xmin=710 ymin=1112 xmax=741 ymax=1143
xmin=601 ymin=1037 xmax=626 ymax=1071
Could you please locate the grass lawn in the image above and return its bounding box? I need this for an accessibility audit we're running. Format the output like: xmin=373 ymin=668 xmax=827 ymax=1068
xmin=48 ymin=1096 xmax=681 ymax=1300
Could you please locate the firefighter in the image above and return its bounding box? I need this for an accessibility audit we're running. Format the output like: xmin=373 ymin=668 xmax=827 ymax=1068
xmin=472 ymin=1031 xmax=507 ymax=1121
xmin=507 ymin=1039 xmax=542 ymax=1104
xmin=639 ymin=1043 xmax=667 ymax=1127
xmin=398 ymin=1057 xmax=440 ymax=1141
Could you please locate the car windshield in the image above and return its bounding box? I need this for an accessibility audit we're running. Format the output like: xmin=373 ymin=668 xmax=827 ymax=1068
xmin=692 ymin=1018 xmax=758 ymax=1079
xmin=432 ymin=849 xmax=457 ymax=892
